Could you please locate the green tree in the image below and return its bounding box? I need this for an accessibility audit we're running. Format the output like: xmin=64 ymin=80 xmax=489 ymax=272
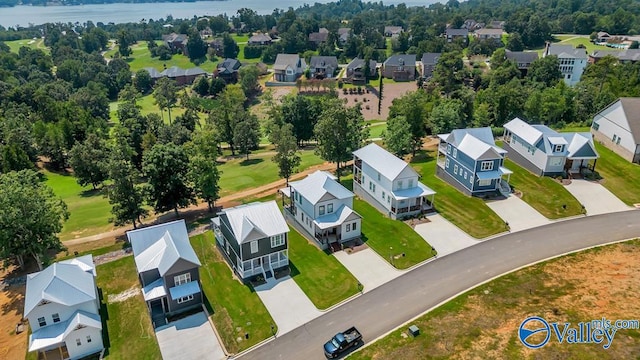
xmin=186 ymin=28 xmax=208 ymax=61
xmin=239 ymin=65 xmax=260 ymax=97
xmin=431 ymin=51 xmax=465 ymax=94
xmin=233 ymin=114 xmax=261 ymax=160
xmin=506 ymin=32 xmax=524 ymax=51
xmin=383 ymin=116 xmax=413 ymax=158
xmin=117 ymin=29 xmax=134 ymax=57
xmin=281 ymin=94 xmax=320 ymax=146
xmin=153 ymin=77 xmax=179 ymax=123
xmin=193 ymin=76 xmax=210 ymax=96
xmin=222 ymin=32 xmax=239 ymax=59
xmin=314 ymin=100 xmax=369 ymax=179
xmin=143 ymin=143 xmax=195 ymax=217
xmin=134 ymin=69 xmax=153 ymax=94
xmin=68 ymin=134 xmax=109 ymax=189
xmin=271 ymin=123 xmax=301 ymax=185
xmin=388 ymin=90 xmax=433 ymax=155
xmin=186 ymin=128 xmax=221 ymax=212
xmin=0 ymin=170 xmax=69 ymax=270
xmin=429 ymin=99 xmax=465 ymax=134
xmin=207 ymin=84 xmax=246 ymax=155
xmin=527 ymin=55 xmax=562 ymax=87
xmin=106 ymin=145 xmax=148 ymax=229
xmin=209 ymin=77 xmax=227 ymax=97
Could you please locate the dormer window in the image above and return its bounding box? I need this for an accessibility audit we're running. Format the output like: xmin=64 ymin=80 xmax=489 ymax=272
xmin=554 ymin=145 xmax=563 ymax=152
xmin=481 ymin=161 xmax=494 ymax=171
xmin=52 ymin=313 xmax=60 ymax=323
xmin=38 ymin=317 xmax=47 ymax=327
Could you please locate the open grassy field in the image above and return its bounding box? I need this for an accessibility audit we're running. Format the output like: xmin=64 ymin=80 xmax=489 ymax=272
xmin=42 ymin=169 xmax=114 ymax=242
xmin=410 ymin=150 xmax=508 ymax=238
xmin=105 ymin=41 xmax=217 ymax=73
xmin=594 ymin=142 xmax=640 ymax=206
xmin=553 ymin=35 xmax=623 ymax=54
xmin=96 ymin=256 xmax=161 ymax=360
xmin=350 ymin=239 xmax=640 ymax=359
xmin=218 ymin=150 xmax=325 ymax=197
xmin=4 ymin=38 xmax=48 ymax=53
xmin=368 ymin=121 xmax=387 ymax=139
xmin=287 ymin=227 xmax=360 ymax=309
xmin=191 ymin=231 xmax=275 ymax=353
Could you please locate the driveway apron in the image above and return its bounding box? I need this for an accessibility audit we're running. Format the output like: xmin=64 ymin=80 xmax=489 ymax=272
xmin=155 ymin=311 xmax=225 ymax=360
xmin=255 ymin=276 xmax=322 ymax=336
xmin=413 ymin=214 xmax=479 ymax=256
xmin=333 ymin=248 xmax=403 ymax=293
xmin=485 ymin=195 xmax=552 ymax=232
xmin=564 ymin=179 xmax=631 ymax=216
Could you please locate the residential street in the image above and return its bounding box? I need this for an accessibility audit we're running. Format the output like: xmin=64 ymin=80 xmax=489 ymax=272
xmin=236 ymin=210 xmax=640 ymax=360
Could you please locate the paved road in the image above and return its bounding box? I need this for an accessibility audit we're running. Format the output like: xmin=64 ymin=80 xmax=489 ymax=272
xmin=236 ymin=210 xmax=640 ymax=360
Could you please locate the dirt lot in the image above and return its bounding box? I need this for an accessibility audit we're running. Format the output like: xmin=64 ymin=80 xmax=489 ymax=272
xmin=351 ymin=239 xmax=640 ymax=359
xmin=339 ymin=82 xmax=417 ymax=120
xmin=0 ymin=273 xmax=28 ymax=360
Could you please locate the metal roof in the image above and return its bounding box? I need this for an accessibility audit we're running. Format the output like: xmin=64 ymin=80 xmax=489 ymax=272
xmin=504 ymin=118 xmax=543 ymax=145
xmin=441 ymin=127 xmax=505 ymax=161
xmin=563 ymin=133 xmax=599 ymax=159
xmin=392 ymin=182 xmax=436 ymax=200
xmin=313 ymin=204 xmax=361 ymax=230
xmin=218 ymin=201 xmax=290 ymax=244
xmin=142 ymin=278 xmax=167 ymax=301
xmin=29 ymin=310 xmax=102 ymax=352
xmin=546 ymin=44 xmax=587 ymax=59
xmin=353 ymin=143 xmax=418 ymax=181
xmin=287 ymin=170 xmax=353 ymax=205
xmin=169 ymin=281 xmax=201 ymax=300
xmin=127 ymin=219 xmax=201 ymax=276
xmin=24 ymin=257 xmax=97 ymax=318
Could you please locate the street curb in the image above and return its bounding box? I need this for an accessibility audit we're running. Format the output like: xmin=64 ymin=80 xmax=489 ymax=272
xmin=353 ymin=237 xmax=639 ymax=353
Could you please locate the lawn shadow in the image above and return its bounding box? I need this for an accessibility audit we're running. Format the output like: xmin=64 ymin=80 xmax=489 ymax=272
xmin=98 ymin=287 xmax=111 ymax=355
xmin=201 ymin=292 xmax=215 ymax=315
xmin=80 ymin=188 xmax=105 ymax=198
xmin=409 ymin=150 xmax=435 ymax=164
xmin=240 ymin=158 xmax=263 ymax=166
xmin=288 ymin=261 xmax=301 ymax=279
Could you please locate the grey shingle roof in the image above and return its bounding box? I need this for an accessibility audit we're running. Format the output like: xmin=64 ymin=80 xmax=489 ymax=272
xmin=421 ymin=53 xmax=441 ymax=65
xmin=310 ymin=56 xmax=338 ymax=69
xmin=446 ymin=28 xmax=469 ymax=37
xmin=618 ymin=97 xmax=640 ymax=141
xmin=505 ymin=51 xmax=539 ymax=63
xmin=347 ymin=58 xmax=377 ymax=71
xmin=273 ymin=54 xmax=303 ymax=71
xmin=546 ymin=44 xmax=587 ymax=59
xmin=384 ymin=54 xmax=416 ymax=67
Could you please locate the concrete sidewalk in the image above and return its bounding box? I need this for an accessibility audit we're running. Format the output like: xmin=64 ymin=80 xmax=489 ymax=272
xmin=564 ymin=179 xmax=631 ymax=216
xmin=255 ymin=276 xmax=322 ymax=336
xmin=414 ymin=214 xmax=479 ymax=257
xmin=333 ymin=247 xmax=403 ymax=293
xmin=486 ymin=195 xmax=552 ymax=232
xmin=155 ymin=312 xmax=225 ymax=360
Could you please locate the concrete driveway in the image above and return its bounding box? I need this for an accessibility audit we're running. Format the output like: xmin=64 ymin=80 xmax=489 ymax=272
xmin=414 ymin=214 xmax=479 ymax=256
xmin=333 ymin=247 xmax=403 ymax=293
xmin=155 ymin=311 xmax=225 ymax=360
xmin=485 ymin=195 xmax=552 ymax=232
xmin=564 ymin=179 xmax=631 ymax=216
xmin=255 ymin=276 xmax=322 ymax=336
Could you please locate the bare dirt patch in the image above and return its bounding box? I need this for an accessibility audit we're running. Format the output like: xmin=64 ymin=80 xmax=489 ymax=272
xmin=107 ymin=285 xmax=140 ymax=303
xmin=339 ymin=83 xmax=417 ymax=120
xmin=353 ymin=239 xmax=640 ymax=360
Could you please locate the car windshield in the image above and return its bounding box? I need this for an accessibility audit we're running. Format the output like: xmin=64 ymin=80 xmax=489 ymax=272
xmin=331 ymin=338 xmax=340 ymax=348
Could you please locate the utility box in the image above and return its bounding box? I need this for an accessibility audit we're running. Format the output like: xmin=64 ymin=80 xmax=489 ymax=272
xmin=408 ymin=325 xmax=420 ymax=337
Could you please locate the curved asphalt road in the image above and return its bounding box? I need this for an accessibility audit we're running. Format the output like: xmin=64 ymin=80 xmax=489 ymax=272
xmin=236 ymin=210 xmax=640 ymax=360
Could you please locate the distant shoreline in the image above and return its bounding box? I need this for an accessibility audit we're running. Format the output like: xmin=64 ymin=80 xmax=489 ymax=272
xmin=1 ymin=0 xmax=226 ymax=8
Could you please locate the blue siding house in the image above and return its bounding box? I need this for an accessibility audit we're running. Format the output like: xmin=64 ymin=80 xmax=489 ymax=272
xmin=436 ymin=127 xmax=512 ymax=196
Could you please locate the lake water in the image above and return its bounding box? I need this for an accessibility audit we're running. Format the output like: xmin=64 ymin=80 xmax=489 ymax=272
xmin=0 ymin=0 xmax=439 ymax=28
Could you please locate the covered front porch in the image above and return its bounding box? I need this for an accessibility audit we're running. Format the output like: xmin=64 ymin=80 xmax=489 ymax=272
xmin=389 ymin=183 xmax=436 ymax=219
xmin=35 ymin=344 xmax=69 ymax=360
xmin=475 ymin=166 xmax=513 ymax=196
xmin=566 ymin=157 xmax=598 ymax=176
xmin=239 ymin=250 xmax=289 ymax=280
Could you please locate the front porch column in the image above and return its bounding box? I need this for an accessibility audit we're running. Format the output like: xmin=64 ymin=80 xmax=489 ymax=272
xmin=592 ymin=158 xmax=597 ymax=172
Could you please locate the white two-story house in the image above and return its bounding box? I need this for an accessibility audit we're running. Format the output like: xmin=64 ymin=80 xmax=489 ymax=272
xmin=353 ymin=143 xmax=436 ymax=219
xmin=280 ymin=170 xmax=362 ymax=249
xmin=24 ymin=255 xmax=104 ymax=360
xmin=543 ymin=43 xmax=588 ymax=86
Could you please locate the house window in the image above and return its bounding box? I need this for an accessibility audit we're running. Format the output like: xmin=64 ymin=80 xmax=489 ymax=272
xmin=464 ymin=172 xmax=467 ymax=180
xmin=52 ymin=313 xmax=60 ymax=323
xmin=86 ymin=335 xmax=92 ymax=343
xmin=174 ymin=273 xmax=191 ymax=286
xmin=294 ymin=192 xmax=298 ymax=201
xmin=250 ymin=240 xmax=258 ymax=254
xmin=447 ymin=144 xmax=451 ymax=153
xmin=549 ymin=157 xmax=563 ymax=166
xmin=328 ymin=203 xmax=333 ymax=213
xmin=454 ymin=164 xmax=459 ymax=174
xmin=387 ymin=196 xmax=391 ymax=203
xmin=481 ymin=161 xmax=494 ymax=171
xmin=319 ymin=205 xmax=325 ymax=215
xmin=177 ymin=294 xmax=194 ymax=304
xmin=470 ymin=175 xmax=473 ymax=184
xmin=76 ymin=339 xmax=82 ymax=346
xmin=554 ymin=145 xmax=563 ymax=152
xmin=397 ymin=180 xmax=403 ymax=189
xmin=592 ymin=122 xmax=600 ymax=131
xmin=612 ymin=134 xmax=617 ymax=142
xmin=371 ymin=183 xmax=376 ymax=193
xmin=299 ymin=195 xmax=303 ymax=205
xmin=616 ymin=137 xmax=621 ymax=145
xmin=352 ymin=222 xmax=357 ymax=230
xmin=381 ymin=191 xmax=385 ymax=200
xmin=445 ymin=158 xmax=450 ymax=168
xmin=271 ymin=234 xmax=285 ymax=248
xmin=453 ymin=148 xmax=457 ymax=158
xmin=346 ymin=224 xmax=351 ymax=232
xmin=478 ymin=179 xmax=492 ymax=186
xmin=38 ymin=317 xmax=46 ymax=327
xmin=377 ymin=172 xmax=381 ymax=181
xmin=408 ymin=179 xmax=414 ymax=188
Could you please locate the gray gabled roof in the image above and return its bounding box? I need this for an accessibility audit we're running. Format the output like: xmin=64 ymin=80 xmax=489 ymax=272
xmin=384 ymin=54 xmax=416 ymax=67
xmin=217 ymin=58 xmax=241 ymax=74
xmin=218 ymin=201 xmax=289 ymax=244
xmin=563 ymin=132 xmax=599 ymax=159
xmin=505 ymin=51 xmax=539 ymax=63
xmin=546 ymin=44 xmax=587 ymax=59
xmin=338 ymin=27 xmax=351 ymax=36
xmin=24 ymin=256 xmax=97 ymax=318
xmin=475 ymin=28 xmax=504 ymax=36
xmin=309 ymin=31 xmax=329 ymax=43
xmin=273 ymin=54 xmax=303 ymax=71
xmin=287 ymin=170 xmax=354 ymax=205
xmin=310 ymin=56 xmax=338 ymax=69
xmin=421 ymin=53 xmax=441 ymax=65
xmin=446 ymin=28 xmax=469 ymax=37
xmin=384 ymin=26 xmax=403 ymax=34
xmin=439 ymin=127 xmax=505 ymax=160
xmin=347 ymin=58 xmax=377 ymax=71
xmin=353 ymin=143 xmax=418 ymax=181
xmin=185 ymin=67 xmax=207 ymax=76
xmin=504 ymin=117 xmax=544 ymax=145
xmin=127 ymin=219 xmax=201 ymax=276
xmin=161 ymin=66 xmax=186 ymax=78
xmin=248 ymin=33 xmax=271 ymax=43
xmin=615 ymin=98 xmax=640 ymax=142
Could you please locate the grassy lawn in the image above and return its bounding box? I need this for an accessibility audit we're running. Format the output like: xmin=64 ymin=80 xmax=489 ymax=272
xmin=351 ymin=197 xmax=437 ymax=269
xmin=349 ymin=239 xmax=640 ymax=360
xmin=191 ymin=232 xmax=275 ymax=353
xmin=105 ymin=41 xmax=217 ymax=73
xmin=504 ymin=159 xmax=584 ymax=219
xmin=42 ymin=169 xmax=114 ymax=242
xmin=553 ymin=35 xmax=622 ymax=54
xmin=559 ymin=126 xmax=590 ymax=133
xmin=4 ymin=38 xmax=48 ymax=53
xmin=218 ymin=150 xmax=325 ymax=197
xmin=368 ymin=121 xmax=387 ymax=139
xmin=287 ymin=227 xmax=360 ymax=309
xmin=594 ymin=142 xmax=640 ymax=206
xmin=96 ymin=256 xmax=161 ymax=360
xmin=410 ymin=150 xmax=508 ymax=238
